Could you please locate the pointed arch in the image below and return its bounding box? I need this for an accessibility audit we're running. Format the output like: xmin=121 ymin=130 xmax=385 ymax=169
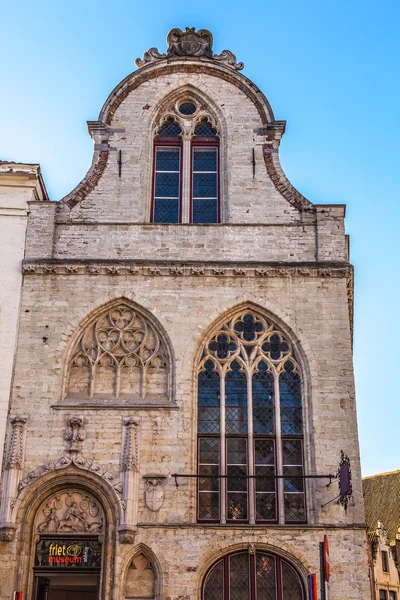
xmin=194 ymin=302 xmax=312 ymax=526
xmin=149 ymin=83 xmax=227 ymax=140
xmin=61 ymin=297 xmax=175 ymax=406
xmin=149 ymin=83 xmax=226 ymax=224
xmin=200 ymin=547 xmax=306 ymax=600
xmin=121 ymin=543 xmax=163 ymax=600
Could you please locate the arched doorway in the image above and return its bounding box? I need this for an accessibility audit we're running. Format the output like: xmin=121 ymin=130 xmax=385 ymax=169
xmin=203 ymin=550 xmax=305 ymax=600
xmin=32 ymin=489 xmax=104 ymax=600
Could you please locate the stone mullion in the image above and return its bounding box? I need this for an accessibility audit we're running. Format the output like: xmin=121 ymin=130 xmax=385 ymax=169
xmin=89 ymin=362 xmax=96 ymax=398
xmin=220 ymin=370 xmax=226 ymax=524
xmin=115 ymin=360 xmax=121 ymax=398
xmin=274 ymin=370 xmax=285 ymax=524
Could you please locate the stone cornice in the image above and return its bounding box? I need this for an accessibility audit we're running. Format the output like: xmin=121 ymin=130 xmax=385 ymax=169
xmin=22 ymin=260 xmax=352 ymax=279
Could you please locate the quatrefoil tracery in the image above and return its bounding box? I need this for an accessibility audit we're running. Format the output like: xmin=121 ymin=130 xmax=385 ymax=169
xmin=201 ymin=312 xmax=299 ymax=377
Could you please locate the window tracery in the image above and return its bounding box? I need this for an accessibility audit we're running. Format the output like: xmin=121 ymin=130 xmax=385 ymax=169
xmin=66 ymin=303 xmax=171 ymax=404
xmin=203 ymin=551 xmax=304 ymax=600
xmin=197 ymin=311 xmax=305 ymax=524
xmin=152 ymin=96 xmax=220 ymax=224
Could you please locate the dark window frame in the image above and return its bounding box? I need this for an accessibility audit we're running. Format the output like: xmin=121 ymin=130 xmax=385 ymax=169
xmin=202 ymin=551 xmax=305 ymax=600
xmin=151 ymin=140 xmax=183 ymax=224
xmin=382 ymin=550 xmax=390 ymax=573
xmin=190 ymin=139 xmax=220 ymax=224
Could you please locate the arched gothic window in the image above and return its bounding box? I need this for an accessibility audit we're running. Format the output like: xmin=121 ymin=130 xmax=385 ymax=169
xmin=66 ymin=302 xmax=171 ymax=404
xmin=152 ymin=99 xmax=220 ymax=224
xmin=197 ymin=312 xmax=305 ymax=524
xmin=203 ymin=551 xmax=304 ymax=600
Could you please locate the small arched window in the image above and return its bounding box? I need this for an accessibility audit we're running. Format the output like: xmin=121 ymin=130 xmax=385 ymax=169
xmin=197 ymin=311 xmax=305 ymax=524
xmin=203 ymin=551 xmax=304 ymax=600
xmin=152 ymin=100 xmax=220 ymax=224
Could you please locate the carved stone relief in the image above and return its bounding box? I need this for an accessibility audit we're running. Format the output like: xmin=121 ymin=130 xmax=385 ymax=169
xmin=122 ymin=418 xmax=140 ymax=472
xmin=35 ymin=490 xmax=104 ymax=534
xmin=144 ymin=477 xmax=166 ymax=512
xmin=64 ymin=416 xmax=85 ymax=454
xmin=5 ymin=416 xmax=27 ymax=470
xmin=136 ymin=27 xmax=244 ymax=70
xmin=16 ymin=452 xmax=122 ymax=500
xmin=66 ymin=303 xmax=170 ymax=403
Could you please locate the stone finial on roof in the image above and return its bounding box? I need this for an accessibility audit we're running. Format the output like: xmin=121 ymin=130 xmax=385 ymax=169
xmin=135 ymin=27 xmax=244 ymax=71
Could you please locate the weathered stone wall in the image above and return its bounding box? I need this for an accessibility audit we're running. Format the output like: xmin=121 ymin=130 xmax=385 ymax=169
xmin=0 ymin=49 xmax=368 ymax=600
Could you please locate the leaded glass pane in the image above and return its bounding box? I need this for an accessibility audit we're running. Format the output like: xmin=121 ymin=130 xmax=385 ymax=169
xmin=155 ymin=149 xmax=180 ymax=171
xmin=194 ymin=149 xmax=217 ymax=171
xmin=229 ymin=553 xmax=250 ymax=600
xmin=153 ymin=199 xmax=179 ymax=223
xmin=199 ymin=438 xmax=220 ymax=520
xmin=154 ymin=147 xmax=180 ymax=223
xmin=252 ymin=362 xmax=274 ymax=434
xmin=193 ymin=172 xmax=217 ymax=198
xmin=279 ymin=364 xmax=302 ymax=434
xmin=256 ymin=553 xmax=276 ymax=600
xmin=193 ymin=200 xmax=218 ymax=224
xmin=204 ymin=559 xmax=224 ymax=600
xmin=282 ymin=439 xmax=303 ymax=465
xmin=282 ymin=439 xmax=305 ymax=522
xmin=281 ymin=560 xmax=303 ymax=600
xmin=195 ymin=120 xmax=217 ymax=138
xmin=227 ymin=439 xmax=248 ymax=520
xmin=256 ymin=493 xmax=277 ymax=520
xmin=284 ymin=493 xmax=305 ymax=522
xmin=225 ymin=361 xmax=247 ymax=434
xmin=199 ymin=492 xmax=220 ymax=520
xmin=157 ymin=118 xmax=182 ymax=137
xmin=155 ymin=171 xmax=180 ymax=197
xmin=255 ymin=439 xmax=276 ymax=520
xmin=198 ymin=360 xmax=220 ymax=433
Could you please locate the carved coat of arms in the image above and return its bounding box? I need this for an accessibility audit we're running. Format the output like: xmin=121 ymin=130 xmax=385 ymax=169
xmin=145 ymin=478 xmax=165 ymax=511
xmin=167 ymin=28 xmax=213 ymax=58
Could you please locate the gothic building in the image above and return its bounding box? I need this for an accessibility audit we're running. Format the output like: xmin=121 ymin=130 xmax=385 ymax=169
xmin=0 ymin=27 xmax=370 ymax=600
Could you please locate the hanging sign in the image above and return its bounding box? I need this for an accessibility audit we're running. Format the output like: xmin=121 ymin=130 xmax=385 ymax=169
xmin=34 ymin=538 xmax=101 ymax=570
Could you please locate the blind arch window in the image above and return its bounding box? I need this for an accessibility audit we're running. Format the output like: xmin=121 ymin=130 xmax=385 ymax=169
xmin=197 ymin=311 xmax=306 ymax=524
xmin=152 ymin=101 xmax=220 ymax=224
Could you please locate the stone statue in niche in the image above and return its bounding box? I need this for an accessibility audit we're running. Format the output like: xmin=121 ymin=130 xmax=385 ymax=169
xmin=36 ymin=490 xmax=104 ymax=534
xmin=145 ymin=478 xmax=165 ymax=512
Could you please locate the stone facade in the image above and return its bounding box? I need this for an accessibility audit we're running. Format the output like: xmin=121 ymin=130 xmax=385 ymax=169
xmin=0 ymin=28 xmax=369 ymax=600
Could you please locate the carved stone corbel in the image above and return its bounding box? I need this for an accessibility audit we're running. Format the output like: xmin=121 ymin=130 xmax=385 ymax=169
xmin=0 ymin=416 xmax=27 ymax=541
xmin=118 ymin=417 xmax=140 ymax=543
xmin=64 ymin=416 xmax=85 ymax=454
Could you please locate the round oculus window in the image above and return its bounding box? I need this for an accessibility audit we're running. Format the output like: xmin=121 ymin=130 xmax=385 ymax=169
xmin=178 ymin=102 xmax=197 ymax=116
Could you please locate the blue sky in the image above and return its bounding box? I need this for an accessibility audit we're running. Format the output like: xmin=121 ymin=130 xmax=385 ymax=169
xmin=1 ymin=0 xmax=399 ymax=476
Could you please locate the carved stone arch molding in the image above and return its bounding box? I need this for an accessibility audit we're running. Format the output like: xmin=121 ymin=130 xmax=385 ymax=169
xmin=12 ymin=470 xmax=119 ymax=600
xmin=150 ymin=83 xmax=227 ymax=138
xmin=120 ymin=543 xmax=163 ymax=600
xmin=62 ymin=298 xmax=175 ymax=407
